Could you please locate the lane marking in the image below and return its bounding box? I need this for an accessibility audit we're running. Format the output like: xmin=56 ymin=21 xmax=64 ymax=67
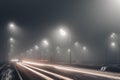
xmin=17 ymin=62 xmax=53 ymax=80
xmin=24 ymin=63 xmax=73 ymax=80
xmin=13 ymin=63 xmax=23 ymax=80
xmin=23 ymin=61 xmax=120 ymax=80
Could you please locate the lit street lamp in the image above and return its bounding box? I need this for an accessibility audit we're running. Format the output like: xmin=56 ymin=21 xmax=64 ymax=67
xmin=74 ymin=41 xmax=79 ymax=47
xmin=41 ymin=39 xmax=49 ymax=60
xmin=8 ymin=22 xmax=17 ymax=32
xmin=68 ymin=48 xmax=71 ymax=64
xmin=43 ymin=40 xmax=49 ymax=46
xmin=58 ymin=28 xmax=72 ymax=64
xmin=110 ymin=42 xmax=116 ymax=48
xmin=9 ymin=37 xmax=15 ymax=59
xmin=110 ymin=33 xmax=116 ymax=38
xmin=8 ymin=22 xmax=21 ymax=60
xmin=9 ymin=22 xmax=15 ymax=28
xmin=59 ymin=29 xmax=67 ymax=37
xmin=83 ymin=46 xmax=87 ymax=51
xmin=10 ymin=37 xmax=14 ymax=43
xmin=35 ymin=45 xmax=39 ymax=50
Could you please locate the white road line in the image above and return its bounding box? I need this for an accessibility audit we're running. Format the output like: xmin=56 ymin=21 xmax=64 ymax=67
xmin=24 ymin=63 xmax=73 ymax=80
xmin=17 ymin=62 xmax=53 ymax=80
xmin=23 ymin=61 xmax=120 ymax=80
xmin=13 ymin=63 xmax=23 ymax=80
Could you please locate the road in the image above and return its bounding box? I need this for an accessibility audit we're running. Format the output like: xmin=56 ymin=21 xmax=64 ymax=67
xmin=10 ymin=60 xmax=119 ymax=80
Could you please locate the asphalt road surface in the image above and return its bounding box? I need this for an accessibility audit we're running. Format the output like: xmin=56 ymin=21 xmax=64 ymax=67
xmin=0 ymin=62 xmax=120 ymax=80
xmin=13 ymin=61 xmax=120 ymax=80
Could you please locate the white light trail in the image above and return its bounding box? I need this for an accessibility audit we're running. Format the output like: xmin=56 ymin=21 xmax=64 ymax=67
xmin=53 ymin=66 xmax=120 ymax=80
xmin=10 ymin=59 xmax=19 ymax=62
xmin=17 ymin=62 xmax=53 ymax=80
xmin=24 ymin=63 xmax=73 ymax=80
xmin=22 ymin=61 xmax=46 ymax=66
xmin=22 ymin=60 xmax=120 ymax=80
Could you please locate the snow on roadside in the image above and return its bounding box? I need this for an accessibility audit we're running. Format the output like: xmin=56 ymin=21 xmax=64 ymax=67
xmin=1 ymin=68 xmax=14 ymax=80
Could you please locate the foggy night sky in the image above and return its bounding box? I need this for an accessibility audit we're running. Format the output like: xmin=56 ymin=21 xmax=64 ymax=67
xmin=0 ymin=0 xmax=120 ymax=63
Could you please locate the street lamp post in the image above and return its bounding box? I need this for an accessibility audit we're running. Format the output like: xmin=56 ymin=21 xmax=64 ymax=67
xmin=42 ymin=39 xmax=49 ymax=60
xmin=8 ymin=22 xmax=18 ymax=60
xmin=59 ymin=28 xmax=72 ymax=64
xmin=68 ymin=48 xmax=71 ymax=64
xmin=110 ymin=33 xmax=120 ymax=64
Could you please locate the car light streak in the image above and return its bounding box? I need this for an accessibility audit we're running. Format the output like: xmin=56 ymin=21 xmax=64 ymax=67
xmin=17 ymin=62 xmax=53 ymax=80
xmin=24 ymin=63 xmax=73 ymax=80
xmin=22 ymin=60 xmax=120 ymax=80
xmin=22 ymin=61 xmax=46 ymax=66
xmin=53 ymin=66 xmax=120 ymax=80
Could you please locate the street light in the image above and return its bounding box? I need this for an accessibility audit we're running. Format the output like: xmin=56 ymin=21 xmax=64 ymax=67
xmin=8 ymin=22 xmax=20 ymax=59
xmin=35 ymin=45 xmax=39 ymax=50
xmin=43 ymin=40 xmax=49 ymax=46
xmin=8 ymin=22 xmax=20 ymax=35
xmin=9 ymin=22 xmax=15 ymax=28
xmin=83 ymin=46 xmax=87 ymax=51
xmin=58 ymin=28 xmax=73 ymax=64
xmin=59 ymin=29 xmax=67 ymax=37
xmin=67 ymin=48 xmax=71 ymax=64
xmin=110 ymin=33 xmax=116 ymax=38
xmin=9 ymin=37 xmax=15 ymax=59
xmin=10 ymin=37 xmax=14 ymax=43
xmin=111 ymin=42 xmax=116 ymax=48
xmin=67 ymin=48 xmax=71 ymax=53
xmin=74 ymin=41 xmax=79 ymax=47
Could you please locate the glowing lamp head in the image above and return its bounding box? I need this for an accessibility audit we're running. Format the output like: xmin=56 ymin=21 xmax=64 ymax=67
xmin=110 ymin=33 xmax=116 ymax=38
xmin=59 ymin=29 xmax=67 ymax=36
xmin=83 ymin=46 xmax=87 ymax=51
xmin=9 ymin=23 xmax=15 ymax=28
xmin=67 ymin=48 xmax=71 ymax=53
xmin=111 ymin=42 xmax=116 ymax=47
xmin=35 ymin=45 xmax=39 ymax=50
xmin=10 ymin=37 xmax=14 ymax=43
xmin=43 ymin=40 xmax=49 ymax=46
